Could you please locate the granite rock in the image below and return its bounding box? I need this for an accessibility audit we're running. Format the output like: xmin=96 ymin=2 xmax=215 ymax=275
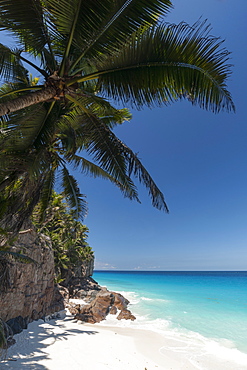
xmin=0 ymin=229 xmax=57 ymax=322
xmin=6 ymin=316 xmax=29 ymax=335
xmin=72 ymin=287 xmax=136 ymax=324
xmin=117 ymin=309 xmax=136 ymax=321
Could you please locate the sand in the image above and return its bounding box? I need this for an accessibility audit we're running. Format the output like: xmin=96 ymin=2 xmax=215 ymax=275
xmin=0 ymin=312 xmax=187 ymax=370
xmin=1 ymin=310 xmax=247 ymax=370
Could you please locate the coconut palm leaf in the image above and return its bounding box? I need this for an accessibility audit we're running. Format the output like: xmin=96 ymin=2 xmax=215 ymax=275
xmin=61 ymin=166 xmax=87 ymax=219
xmin=67 ymin=153 xmax=140 ymax=202
xmin=0 ymin=174 xmax=45 ymax=233
xmin=88 ymin=130 xmax=168 ymax=211
xmin=62 ymin=97 xmax=168 ymax=210
xmin=44 ymin=0 xmax=172 ymax=71
xmin=64 ymin=90 xmax=132 ymax=128
xmin=84 ymin=120 xmax=168 ymax=211
xmin=0 ymin=0 xmax=52 ymax=58
xmin=0 ymin=44 xmax=28 ymax=82
xmin=1 ymin=104 xmax=48 ymax=150
xmin=71 ymin=21 xmax=234 ymax=113
xmin=38 ymin=169 xmax=56 ymax=222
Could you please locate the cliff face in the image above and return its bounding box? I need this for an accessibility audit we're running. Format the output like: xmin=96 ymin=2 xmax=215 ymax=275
xmin=0 ymin=228 xmax=95 ymax=324
xmin=67 ymin=257 xmax=94 ymax=279
xmin=0 ymin=230 xmax=57 ymax=322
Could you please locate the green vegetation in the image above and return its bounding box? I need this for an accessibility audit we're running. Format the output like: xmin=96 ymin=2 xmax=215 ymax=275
xmin=0 ymin=0 xmax=234 ymax=235
xmin=32 ymin=192 xmax=93 ymax=283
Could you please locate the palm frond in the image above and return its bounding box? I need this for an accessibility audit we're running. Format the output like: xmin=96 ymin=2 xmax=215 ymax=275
xmin=123 ymin=145 xmax=168 ymax=211
xmin=61 ymin=166 xmax=87 ymax=219
xmin=0 ymin=44 xmax=27 ymax=82
xmin=58 ymin=0 xmax=82 ymax=76
xmin=0 ymin=174 xmax=44 ymax=233
xmin=72 ymin=20 xmax=234 ymax=113
xmin=0 ymin=1 xmax=48 ymax=53
xmin=85 ymin=123 xmax=168 ymax=211
xmin=65 ymin=94 xmax=136 ymax=184
xmin=38 ymin=169 xmax=56 ymax=222
xmin=67 ymin=90 xmax=132 ymax=128
xmin=62 ymin=96 xmax=167 ymax=210
xmin=0 ymin=0 xmax=57 ymax=71
xmin=67 ymin=153 xmax=140 ymax=202
xmin=1 ymin=103 xmax=48 ymax=151
xmin=45 ymin=0 xmax=173 ymax=72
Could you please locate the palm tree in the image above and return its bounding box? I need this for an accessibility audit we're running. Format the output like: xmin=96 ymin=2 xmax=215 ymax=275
xmin=0 ymin=0 xmax=235 ymax=232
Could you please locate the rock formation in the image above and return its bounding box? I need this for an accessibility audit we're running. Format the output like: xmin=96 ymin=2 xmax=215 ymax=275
xmin=0 ymin=229 xmax=64 ymax=324
xmin=65 ymin=277 xmax=136 ymax=323
xmin=0 ymin=227 xmax=135 ymax=347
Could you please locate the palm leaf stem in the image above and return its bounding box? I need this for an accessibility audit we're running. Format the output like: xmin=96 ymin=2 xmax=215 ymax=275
xmin=0 ymin=85 xmax=44 ymax=99
xmin=67 ymin=61 xmax=226 ymax=86
xmin=17 ymin=53 xmax=49 ymax=79
xmin=59 ymin=0 xmax=82 ymax=77
xmin=66 ymin=61 xmax=235 ymax=113
xmin=42 ymin=18 xmax=57 ymax=72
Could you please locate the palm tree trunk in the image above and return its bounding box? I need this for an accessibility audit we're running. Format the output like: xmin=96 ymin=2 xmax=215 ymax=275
xmin=0 ymin=86 xmax=57 ymax=116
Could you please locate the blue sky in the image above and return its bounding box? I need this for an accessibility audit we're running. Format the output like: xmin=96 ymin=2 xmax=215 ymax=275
xmin=77 ymin=0 xmax=247 ymax=271
xmin=2 ymin=1 xmax=246 ymax=270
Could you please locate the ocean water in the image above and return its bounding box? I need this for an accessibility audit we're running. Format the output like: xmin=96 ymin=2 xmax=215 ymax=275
xmin=93 ymin=270 xmax=247 ymax=368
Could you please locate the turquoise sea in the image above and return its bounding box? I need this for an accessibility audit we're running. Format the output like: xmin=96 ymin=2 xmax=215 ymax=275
xmin=93 ymin=271 xmax=247 ymax=368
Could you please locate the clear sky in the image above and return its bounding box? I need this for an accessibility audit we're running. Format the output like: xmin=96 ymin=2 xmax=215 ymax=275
xmin=76 ymin=0 xmax=247 ymax=271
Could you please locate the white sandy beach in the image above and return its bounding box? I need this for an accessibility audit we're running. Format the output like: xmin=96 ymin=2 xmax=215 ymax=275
xmin=2 ymin=309 xmax=247 ymax=370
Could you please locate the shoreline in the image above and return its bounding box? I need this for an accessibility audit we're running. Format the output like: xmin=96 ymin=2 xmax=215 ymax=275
xmin=2 ymin=313 xmax=181 ymax=370
xmin=2 ymin=272 xmax=247 ymax=370
xmin=2 ymin=310 xmax=247 ymax=370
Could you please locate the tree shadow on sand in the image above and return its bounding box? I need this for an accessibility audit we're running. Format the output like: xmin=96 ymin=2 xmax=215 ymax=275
xmin=1 ymin=315 xmax=99 ymax=369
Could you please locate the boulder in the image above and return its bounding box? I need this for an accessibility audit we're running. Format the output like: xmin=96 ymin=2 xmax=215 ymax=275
xmin=6 ymin=316 xmax=29 ymax=335
xmin=117 ymin=309 xmax=136 ymax=321
xmin=75 ymin=313 xmax=95 ymax=324
xmin=111 ymin=292 xmax=129 ymax=310
xmin=78 ymin=292 xmax=114 ymax=323
xmin=68 ymin=306 xmax=80 ymax=316
xmin=73 ymin=289 xmax=136 ymax=323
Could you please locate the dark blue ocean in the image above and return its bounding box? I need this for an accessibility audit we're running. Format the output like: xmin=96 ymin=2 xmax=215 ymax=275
xmin=93 ymin=271 xmax=247 ymax=367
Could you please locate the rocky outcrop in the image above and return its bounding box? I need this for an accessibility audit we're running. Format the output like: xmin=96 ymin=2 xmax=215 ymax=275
xmin=62 ymin=275 xmax=100 ymax=298
xmin=0 ymin=226 xmax=134 ymax=346
xmin=0 ymin=229 xmax=64 ymax=323
xmin=65 ymin=277 xmax=136 ymax=324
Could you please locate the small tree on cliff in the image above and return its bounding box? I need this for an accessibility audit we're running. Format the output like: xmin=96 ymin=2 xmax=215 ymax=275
xmin=0 ymin=0 xmax=234 ymax=232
